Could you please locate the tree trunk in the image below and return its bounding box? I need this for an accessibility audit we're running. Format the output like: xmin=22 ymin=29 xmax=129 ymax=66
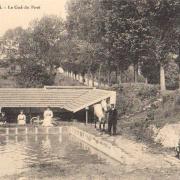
xmin=179 ymin=72 xmax=180 ymax=89
xmin=118 ymin=70 xmax=122 ymax=85
xmin=117 ymin=67 xmax=122 ymax=85
xmin=160 ymin=64 xmax=166 ymax=91
xmin=107 ymin=69 xmax=111 ymax=86
xmin=145 ymin=77 xmax=148 ymax=84
xmin=92 ymin=74 xmax=94 ymax=87
xmin=115 ymin=69 xmax=118 ymax=83
xmin=98 ymin=64 xmax=102 ymax=87
xmin=134 ymin=63 xmax=138 ymax=83
xmin=86 ymin=75 xmax=88 ymax=86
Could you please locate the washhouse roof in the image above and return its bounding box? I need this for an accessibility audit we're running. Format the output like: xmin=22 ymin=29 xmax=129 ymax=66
xmin=0 ymin=86 xmax=116 ymax=113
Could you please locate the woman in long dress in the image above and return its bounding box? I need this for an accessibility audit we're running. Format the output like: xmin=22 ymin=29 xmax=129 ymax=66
xmin=17 ymin=110 xmax=26 ymax=125
xmin=42 ymin=107 xmax=53 ymax=127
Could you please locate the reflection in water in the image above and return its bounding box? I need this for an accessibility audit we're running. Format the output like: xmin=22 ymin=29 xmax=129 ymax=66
xmin=5 ymin=136 xmax=9 ymax=143
xmin=42 ymin=135 xmax=51 ymax=150
xmin=15 ymin=136 xmax=18 ymax=143
xmin=0 ymin=138 xmax=27 ymax=177
xmin=35 ymin=135 xmax=38 ymax=142
xmin=25 ymin=135 xmax=28 ymax=143
xmin=59 ymin=133 xmax=62 ymax=143
xmin=69 ymin=134 xmax=119 ymax=165
xmin=0 ymin=130 xmax=118 ymax=179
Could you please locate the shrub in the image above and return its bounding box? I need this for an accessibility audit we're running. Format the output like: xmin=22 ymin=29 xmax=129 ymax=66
xmin=165 ymin=60 xmax=179 ymax=90
xmin=137 ymin=74 xmax=146 ymax=83
xmin=17 ymin=63 xmax=55 ymax=87
xmin=1 ymin=75 xmax=7 ymax=80
xmin=137 ymin=86 xmax=159 ymax=100
xmin=175 ymin=94 xmax=180 ymax=106
xmin=117 ymin=94 xmax=129 ymax=115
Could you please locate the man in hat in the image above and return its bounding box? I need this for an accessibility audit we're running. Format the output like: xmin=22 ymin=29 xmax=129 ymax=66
xmin=108 ymin=104 xmax=118 ymax=135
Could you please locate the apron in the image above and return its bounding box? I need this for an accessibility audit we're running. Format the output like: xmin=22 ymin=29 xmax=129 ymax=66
xmin=18 ymin=114 xmax=26 ymax=125
xmin=42 ymin=110 xmax=53 ymax=127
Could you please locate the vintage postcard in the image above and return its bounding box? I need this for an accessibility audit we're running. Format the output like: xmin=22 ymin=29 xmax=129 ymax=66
xmin=0 ymin=0 xmax=180 ymax=179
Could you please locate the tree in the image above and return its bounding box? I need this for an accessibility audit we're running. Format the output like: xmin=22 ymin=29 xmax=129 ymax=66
xmin=17 ymin=60 xmax=54 ymax=87
xmin=66 ymin=0 xmax=111 ymax=86
xmin=31 ymin=15 xmax=65 ymax=71
xmin=145 ymin=0 xmax=180 ymax=90
xmin=2 ymin=16 xmax=65 ymax=87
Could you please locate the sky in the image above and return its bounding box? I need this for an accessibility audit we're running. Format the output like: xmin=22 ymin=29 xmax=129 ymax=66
xmin=0 ymin=0 xmax=68 ymax=36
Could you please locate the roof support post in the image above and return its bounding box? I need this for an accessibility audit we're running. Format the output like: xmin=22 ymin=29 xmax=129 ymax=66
xmin=85 ymin=106 xmax=89 ymax=125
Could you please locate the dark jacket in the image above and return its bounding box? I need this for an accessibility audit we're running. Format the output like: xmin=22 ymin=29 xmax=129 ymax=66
xmin=108 ymin=108 xmax=118 ymax=123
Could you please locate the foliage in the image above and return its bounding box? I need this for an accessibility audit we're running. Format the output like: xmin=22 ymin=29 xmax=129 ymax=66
xmin=16 ymin=62 xmax=54 ymax=87
xmin=174 ymin=92 xmax=180 ymax=106
xmin=140 ymin=57 xmax=160 ymax=84
xmin=165 ymin=60 xmax=179 ymax=90
xmin=2 ymin=16 xmax=65 ymax=87
xmin=137 ymin=86 xmax=159 ymax=100
xmin=1 ymin=0 xmax=180 ymax=88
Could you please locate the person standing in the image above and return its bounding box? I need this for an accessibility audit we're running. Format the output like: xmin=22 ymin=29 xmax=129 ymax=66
xmin=0 ymin=112 xmax=7 ymax=125
xmin=108 ymin=104 xmax=118 ymax=135
xmin=17 ymin=110 xmax=26 ymax=125
xmin=42 ymin=107 xmax=53 ymax=127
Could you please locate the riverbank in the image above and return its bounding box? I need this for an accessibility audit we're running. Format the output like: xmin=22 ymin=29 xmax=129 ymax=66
xmin=68 ymin=123 xmax=180 ymax=179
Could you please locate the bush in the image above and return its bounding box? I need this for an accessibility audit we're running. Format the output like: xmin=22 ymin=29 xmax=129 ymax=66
xmin=175 ymin=94 xmax=180 ymax=106
xmin=137 ymin=86 xmax=159 ymax=100
xmin=165 ymin=60 xmax=179 ymax=90
xmin=17 ymin=63 xmax=55 ymax=87
xmin=137 ymin=74 xmax=146 ymax=83
xmin=1 ymin=75 xmax=8 ymax=80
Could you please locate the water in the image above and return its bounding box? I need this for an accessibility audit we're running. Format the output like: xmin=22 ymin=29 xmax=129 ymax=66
xmin=0 ymin=128 xmax=121 ymax=180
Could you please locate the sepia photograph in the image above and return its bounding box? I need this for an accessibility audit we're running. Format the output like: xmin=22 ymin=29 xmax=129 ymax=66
xmin=0 ymin=0 xmax=180 ymax=179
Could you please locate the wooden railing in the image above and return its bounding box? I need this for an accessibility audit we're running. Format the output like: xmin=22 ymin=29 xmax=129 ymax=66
xmin=0 ymin=126 xmax=63 ymax=136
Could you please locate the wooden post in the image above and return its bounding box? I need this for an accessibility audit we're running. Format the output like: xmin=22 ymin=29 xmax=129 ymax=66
xmin=6 ymin=128 xmax=9 ymax=135
xmin=15 ymin=128 xmax=18 ymax=135
xmin=85 ymin=107 xmax=89 ymax=125
xmin=59 ymin=127 xmax=62 ymax=134
xmin=6 ymin=136 xmax=9 ymax=142
xmin=25 ymin=127 xmax=28 ymax=135
xmin=35 ymin=135 xmax=38 ymax=142
xmin=46 ymin=127 xmax=49 ymax=134
xmin=29 ymin=108 xmax=32 ymax=124
xmin=35 ymin=127 xmax=38 ymax=134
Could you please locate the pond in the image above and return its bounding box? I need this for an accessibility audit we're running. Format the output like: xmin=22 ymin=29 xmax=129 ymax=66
xmin=0 ymin=127 xmax=122 ymax=180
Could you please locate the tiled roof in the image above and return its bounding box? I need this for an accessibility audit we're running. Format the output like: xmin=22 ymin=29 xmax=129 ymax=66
xmin=0 ymin=87 xmax=115 ymax=112
xmin=64 ymin=89 xmax=114 ymax=112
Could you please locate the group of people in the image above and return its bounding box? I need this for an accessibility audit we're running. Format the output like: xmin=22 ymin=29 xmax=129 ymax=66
xmin=0 ymin=107 xmax=54 ymax=126
xmin=0 ymin=104 xmax=118 ymax=135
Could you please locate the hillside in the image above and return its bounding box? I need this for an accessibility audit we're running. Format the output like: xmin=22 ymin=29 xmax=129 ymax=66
xmin=118 ymin=89 xmax=180 ymax=149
